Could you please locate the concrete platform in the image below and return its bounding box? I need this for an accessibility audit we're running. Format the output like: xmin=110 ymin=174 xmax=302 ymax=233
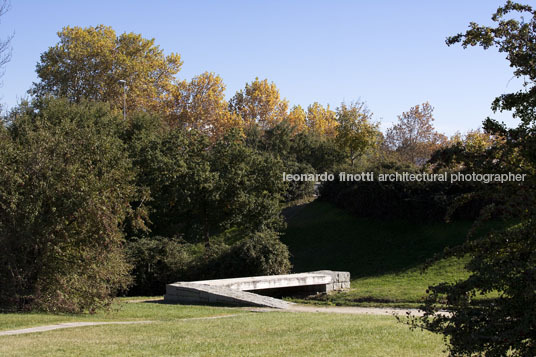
xmin=164 ymin=270 xmax=350 ymax=309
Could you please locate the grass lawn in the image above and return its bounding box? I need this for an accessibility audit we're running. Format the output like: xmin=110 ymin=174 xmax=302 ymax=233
xmin=0 ymin=300 xmax=447 ymax=356
xmin=0 ymin=299 xmax=239 ymax=332
xmin=282 ymin=200 xmax=503 ymax=307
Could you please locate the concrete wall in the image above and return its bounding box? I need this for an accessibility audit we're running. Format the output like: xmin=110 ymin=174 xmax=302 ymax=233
xmin=311 ymin=270 xmax=351 ymax=292
xmin=164 ymin=270 xmax=350 ymax=308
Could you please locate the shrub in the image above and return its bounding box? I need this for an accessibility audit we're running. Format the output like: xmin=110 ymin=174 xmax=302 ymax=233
xmin=224 ymin=231 xmax=292 ymax=277
xmin=126 ymin=231 xmax=292 ymax=295
xmin=0 ymin=99 xmax=134 ymax=312
xmin=126 ymin=237 xmax=201 ymax=296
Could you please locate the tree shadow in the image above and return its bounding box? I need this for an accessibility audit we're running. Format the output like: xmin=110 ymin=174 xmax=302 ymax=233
xmin=281 ymin=200 xmax=496 ymax=279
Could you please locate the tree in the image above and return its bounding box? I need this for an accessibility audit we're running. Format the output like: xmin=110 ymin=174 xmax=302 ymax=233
xmin=384 ymin=102 xmax=447 ymax=166
xmin=0 ymin=98 xmax=136 ymax=312
xmin=32 ymin=25 xmax=182 ymax=117
xmin=306 ymin=102 xmax=338 ymax=137
xmin=0 ymin=0 xmax=12 ymax=81
xmin=229 ymin=78 xmax=289 ymax=129
xmin=209 ymin=130 xmax=286 ymax=235
xmin=431 ymin=129 xmax=501 ymax=172
xmin=335 ymin=101 xmax=380 ymax=168
xmin=287 ymin=105 xmax=307 ymax=133
xmin=126 ymin=114 xmax=285 ymax=243
xmin=170 ymin=72 xmax=241 ymax=138
xmin=449 ymin=129 xmax=496 ymax=153
xmin=412 ymin=3 xmax=536 ymax=356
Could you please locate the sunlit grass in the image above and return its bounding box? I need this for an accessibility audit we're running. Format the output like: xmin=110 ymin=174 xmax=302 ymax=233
xmin=0 ymin=301 xmax=446 ymax=356
xmin=0 ymin=300 xmax=240 ymax=332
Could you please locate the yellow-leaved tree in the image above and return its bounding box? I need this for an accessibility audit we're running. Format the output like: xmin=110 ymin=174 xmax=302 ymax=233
xmin=306 ymin=102 xmax=338 ymax=137
xmin=32 ymin=25 xmax=182 ymax=117
xmin=171 ymin=72 xmax=241 ymax=138
xmin=229 ymin=78 xmax=289 ymax=129
xmin=287 ymin=105 xmax=307 ymax=133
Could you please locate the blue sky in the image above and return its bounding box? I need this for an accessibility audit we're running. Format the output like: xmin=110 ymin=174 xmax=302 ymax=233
xmin=0 ymin=0 xmax=525 ymax=134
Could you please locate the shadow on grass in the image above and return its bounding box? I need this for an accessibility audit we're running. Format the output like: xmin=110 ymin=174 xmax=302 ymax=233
xmin=282 ymin=200 xmax=499 ymax=280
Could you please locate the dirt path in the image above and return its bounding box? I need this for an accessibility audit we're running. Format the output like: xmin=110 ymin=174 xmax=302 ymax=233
xmin=0 ymin=321 xmax=154 ymax=337
xmin=0 ymin=314 xmax=246 ymax=337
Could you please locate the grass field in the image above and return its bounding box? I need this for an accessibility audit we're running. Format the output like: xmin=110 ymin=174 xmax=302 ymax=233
xmin=1 ymin=200 xmax=501 ymax=356
xmin=282 ymin=200 xmax=502 ymax=307
xmin=0 ymin=300 xmax=447 ymax=356
xmin=0 ymin=200 xmax=482 ymax=356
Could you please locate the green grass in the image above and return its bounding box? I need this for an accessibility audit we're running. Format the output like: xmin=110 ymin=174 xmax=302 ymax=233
xmin=0 ymin=301 xmax=447 ymax=356
xmin=282 ymin=200 xmax=502 ymax=307
xmin=0 ymin=299 xmax=240 ymax=332
xmin=1 ymin=201 xmax=478 ymax=355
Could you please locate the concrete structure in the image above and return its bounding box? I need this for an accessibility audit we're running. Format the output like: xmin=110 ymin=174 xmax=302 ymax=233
xmin=164 ymin=270 xmax=350 ymax=309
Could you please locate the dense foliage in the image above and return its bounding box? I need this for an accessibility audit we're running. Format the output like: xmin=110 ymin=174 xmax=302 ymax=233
xmin=0 ymin=97 xmax=295 ymax=310
xmin=127 ymin=231 xmax=291 ymax=296
xmin=125 ymin=113 xmax=286 ymax=241
xmin=32 ymin=25 xmax=182 ymax=116
xmin=3 ymin=17 xmax=522 ymax=316
xmin=320 ymin=161 xmax=488 ymax=222
xmin=0 ymin=99 xmax=135 ymax=312
xmin=410 ymin=2 xmax=536 ymax=356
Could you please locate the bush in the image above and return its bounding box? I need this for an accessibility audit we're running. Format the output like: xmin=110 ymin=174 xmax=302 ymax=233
xmin=126 ymin=231 xmax=292 ymax=295
xmin=224 ymin=231 xmax=292 ymax=277
xmin=413 ymin=220 xmax=536 ymax=356
xmin=281 ymin=160 xmax=316 ymax=202
xmin=0 ymin=99 xmax=134 ymax=312
xmin=126 ymin=237 xmax=202 ymax=296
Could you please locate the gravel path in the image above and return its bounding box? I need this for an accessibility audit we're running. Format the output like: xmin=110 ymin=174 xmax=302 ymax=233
xmin=0 ymin=314 xmax=245 ymax=337
xmin=0 ymin=321 xmax=153 ymax=337
xmin=247 ymin=305 xmax=428 ymax=316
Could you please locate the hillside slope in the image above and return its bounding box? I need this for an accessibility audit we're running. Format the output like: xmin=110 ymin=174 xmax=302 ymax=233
xmin=282 ymin=200 xmax=498 ymax=307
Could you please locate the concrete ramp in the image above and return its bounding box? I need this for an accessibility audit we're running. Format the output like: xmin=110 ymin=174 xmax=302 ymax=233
xmin=164 ymin=270 xmax=350 ymax=309
xmin=165 ymin=282 xmax=293 ymax=309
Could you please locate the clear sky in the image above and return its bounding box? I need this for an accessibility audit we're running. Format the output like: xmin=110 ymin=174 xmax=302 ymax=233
xmin=0 ymin=0 xmax=526 ymax=135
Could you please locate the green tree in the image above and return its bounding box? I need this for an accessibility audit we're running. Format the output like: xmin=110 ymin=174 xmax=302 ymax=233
xmin=32 ymin=25 xmax=182 ymax=117
xmin=335 ymin=101 xmax=379 ymax=168
xmin=412 ymin=3 xmax=536 ymax=356
xmin=0 ymin=98 xmax=136 ymax=312
xmin=119 ymin=114 xmax=291 ymax=295
xmin=126 ymin=114 xmax=285 ymax=243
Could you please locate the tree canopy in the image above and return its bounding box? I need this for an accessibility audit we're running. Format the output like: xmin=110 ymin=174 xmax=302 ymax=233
xmin=229 ymin=77 xmax=289 ymax=130
xmin=412 ymin=3 xmax=536 ymax=356
xmin=0 ymin=99 xmax=135 ymax=312
xmin=335 ymin=101 xmax=380 ymax=168
xmin=384 ymin=102 xmax=447 ymax=166
xmin=32 ymin=25 xmax=182 ymax=116
xmin=170 ymin=72 xmax=241 ymax=138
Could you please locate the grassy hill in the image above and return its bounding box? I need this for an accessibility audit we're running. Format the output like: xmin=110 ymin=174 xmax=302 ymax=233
xmin=282 ymin=200 xmax=501 ymax=307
